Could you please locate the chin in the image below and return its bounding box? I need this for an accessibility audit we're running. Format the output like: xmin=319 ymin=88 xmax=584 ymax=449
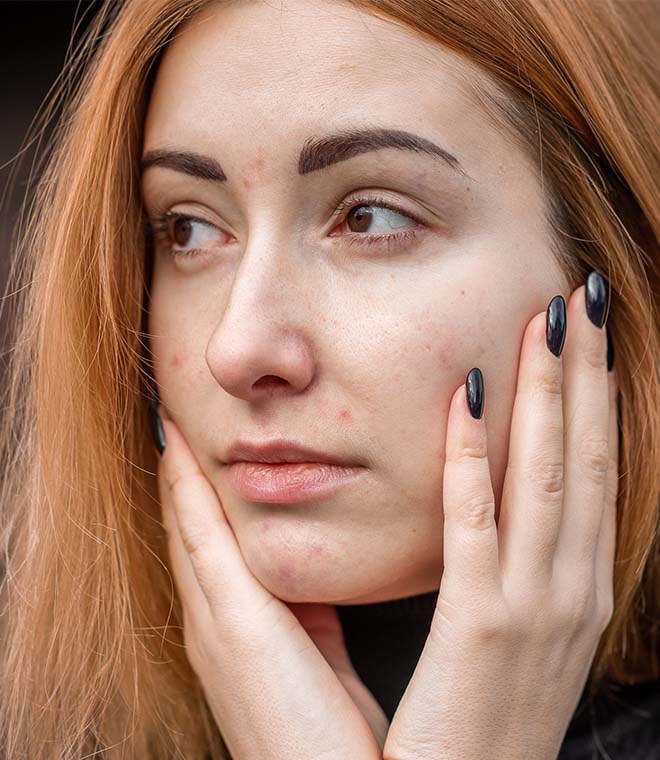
xmin=241 ymin=536 xmax=345 ymax=603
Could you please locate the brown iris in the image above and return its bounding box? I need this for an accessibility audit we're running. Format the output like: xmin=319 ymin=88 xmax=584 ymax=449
xmin=346 ymin=205 xmax=373 ymax=233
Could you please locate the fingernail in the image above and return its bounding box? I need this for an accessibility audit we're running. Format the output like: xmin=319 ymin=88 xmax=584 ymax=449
xmin=148 ymin=400 xmax=167 ymax=456
xmin=546 ymin=294 xmax=567 ymax=357
xmin=606 ymin=327 xmax=614 ymax=372
xmin=466 ymin=367 xmax=484 ymax=420
xmin=585 ymin=271 xmax=609 ymax=328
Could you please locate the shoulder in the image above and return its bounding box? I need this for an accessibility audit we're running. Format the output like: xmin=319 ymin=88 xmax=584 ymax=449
xmin=558 ymin=678 xmax=660 ymax=760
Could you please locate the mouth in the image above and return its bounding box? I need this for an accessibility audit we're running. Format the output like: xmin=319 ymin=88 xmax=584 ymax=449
xmin=222 ymin=461 xmax=366 ymax=503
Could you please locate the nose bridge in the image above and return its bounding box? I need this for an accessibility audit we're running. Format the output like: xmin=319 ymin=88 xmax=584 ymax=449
xmin=204 ymin=223 xmax=316 ymax=397
xmin=223 ymin=222 xmax=305 ymax=325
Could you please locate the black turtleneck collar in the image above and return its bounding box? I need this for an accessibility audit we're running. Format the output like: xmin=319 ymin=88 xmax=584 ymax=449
xmin=336 ymin=588 xmax=439 ymax=721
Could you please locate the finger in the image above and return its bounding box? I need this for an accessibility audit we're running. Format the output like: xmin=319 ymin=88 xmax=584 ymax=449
xmin=555 ymin=276 xmax=610 ymax=575
xmin=158 ymin=412 xmax=269 ymax=618
xmin=594 ymin=366 xmax=619 ymax=615
xmin=497 ymin=301 xmax=565 ymax=586
xmin=158 ymin=458 xmax=213 ymax=627
xmin=441 ymin=369 xmax=500 ymax=599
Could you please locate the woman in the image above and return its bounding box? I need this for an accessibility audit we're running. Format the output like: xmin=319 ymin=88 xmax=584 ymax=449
xmin=0 ymin=0 xmax=658 ymax=757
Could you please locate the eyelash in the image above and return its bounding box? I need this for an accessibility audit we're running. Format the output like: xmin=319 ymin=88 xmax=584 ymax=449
xmin=145 ymin=193 xmax=424 ymax=260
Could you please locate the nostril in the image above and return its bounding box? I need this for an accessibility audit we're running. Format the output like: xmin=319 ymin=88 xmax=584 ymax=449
xmin=255 ymin=375 xmax=287 ymax=388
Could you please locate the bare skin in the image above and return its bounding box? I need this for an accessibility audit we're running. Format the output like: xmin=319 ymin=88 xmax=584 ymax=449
xmin=145 ymin=0 xmax=618 ymax=756
xmin=157 ymin=282 xmax=618 ymax=758
xmin=143 ymin=0 xmax=571 ymax=606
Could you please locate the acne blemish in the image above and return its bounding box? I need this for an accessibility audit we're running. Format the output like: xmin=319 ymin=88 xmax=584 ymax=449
xmin=241 ymin=154 xmax=267 ymax=191
xmin=437 ymin=345 xmax=451 ymax=365
xmin=171 ymin=353 xmax=185 ymax=369
xmin=339 ymin=408 xmax=353 ymax=423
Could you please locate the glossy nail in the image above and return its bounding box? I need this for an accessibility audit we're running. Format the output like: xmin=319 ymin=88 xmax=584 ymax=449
xmin=546 ymin=294 xmax=567 ymax=357
xmin=466 ymin=367 xmax=484 ymax=420
xmin=585 ymin=271 xmax=609 ymax=328
xmin=148 ymin=400 xmax=166 ymax=456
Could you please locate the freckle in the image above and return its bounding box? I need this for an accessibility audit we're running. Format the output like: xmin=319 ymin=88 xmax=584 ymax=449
xmin=339 ymin=408 xmax=353 ymax=423
xmin=460 ymin=290 xmax=465 ymax=296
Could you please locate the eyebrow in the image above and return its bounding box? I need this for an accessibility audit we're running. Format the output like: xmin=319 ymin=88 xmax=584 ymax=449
xmin=140 ymin=127 xmax=465 ymax=182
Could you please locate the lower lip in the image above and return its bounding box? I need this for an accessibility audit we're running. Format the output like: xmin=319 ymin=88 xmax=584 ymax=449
xmin=223 ymin=461 xmax=365 ymax=503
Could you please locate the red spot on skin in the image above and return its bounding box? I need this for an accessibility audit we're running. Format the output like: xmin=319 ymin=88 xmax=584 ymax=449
xmin=437 ymin=345 xmax=451 ymax=365
xmin=339 ymin=408 xmax=353 ymax=423
xmin=171 ymin=353 xmax=185 ymax=369
xmin=241 ymin=155 xmax=266 ymax=191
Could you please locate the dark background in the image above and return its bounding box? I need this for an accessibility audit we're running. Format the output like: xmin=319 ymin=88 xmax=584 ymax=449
xmin=0 ymin=1 xmax=103 ymax=348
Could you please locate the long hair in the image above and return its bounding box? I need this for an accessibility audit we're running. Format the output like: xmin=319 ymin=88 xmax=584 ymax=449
xmin=1 ymin=1 xmax=658 ymax=757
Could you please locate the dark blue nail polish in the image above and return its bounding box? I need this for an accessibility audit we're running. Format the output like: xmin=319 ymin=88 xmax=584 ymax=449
xmin=546 ymin=295 xmax=567 ymax=357
xmin=466 ymin=367 xmax=484 ymax=420
xmin=148 ymin=400 xmax=166 ymax=455
xmin=585 ymin=271 xmax=609 ymax=328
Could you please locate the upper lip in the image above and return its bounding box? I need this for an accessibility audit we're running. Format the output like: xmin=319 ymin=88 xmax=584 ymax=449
xmin=223 ymin=439 xmax=359 ymax=466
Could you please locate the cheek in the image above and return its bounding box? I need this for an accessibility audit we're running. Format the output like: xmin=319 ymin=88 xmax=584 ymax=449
xmin=170 ymin=352 xmax=187 ymax=370
xmin=151 ymin=341 xmax=200 ymax=407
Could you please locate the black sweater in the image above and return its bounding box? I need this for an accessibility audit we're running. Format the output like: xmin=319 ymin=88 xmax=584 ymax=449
xmin=336 ymin=589 xmax=660 ymax=759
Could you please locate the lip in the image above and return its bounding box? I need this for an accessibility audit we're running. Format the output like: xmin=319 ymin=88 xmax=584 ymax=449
xmin=222 ymin=438 xmax=360 ymax=467
xmin=222 ymin=461 xmax=366 ymax=503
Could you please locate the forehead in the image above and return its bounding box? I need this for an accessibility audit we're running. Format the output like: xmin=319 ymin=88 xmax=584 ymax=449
xmin=143 ymin=0 xmax=511 ymax=179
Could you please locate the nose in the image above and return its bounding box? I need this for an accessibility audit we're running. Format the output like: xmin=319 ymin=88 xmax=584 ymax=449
xmin=205 ymin=234 xmax=317 ymax=402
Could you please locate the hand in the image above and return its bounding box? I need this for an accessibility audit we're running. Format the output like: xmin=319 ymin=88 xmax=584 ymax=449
xmin=383 ymin=279 xmax=619 ymax=760
xmin=155 ymin=409 xmax=388 ymax=760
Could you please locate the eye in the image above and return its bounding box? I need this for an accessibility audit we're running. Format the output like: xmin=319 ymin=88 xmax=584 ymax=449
xmin=147 ymin=211 xmax=228 ymax=260
xmin=330 ymin=194 xmax=424 ymax=252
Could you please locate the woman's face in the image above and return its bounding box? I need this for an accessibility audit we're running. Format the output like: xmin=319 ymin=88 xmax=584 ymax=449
xmin=143 ymin=0 xmax=569 ymax=604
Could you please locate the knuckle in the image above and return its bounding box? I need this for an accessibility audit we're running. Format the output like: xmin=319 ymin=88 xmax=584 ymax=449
xmin=577 ymin=434 xmax=610 ymax=480
xmin=530 ymin=369 xmax=563 ymax=399
xmin=558 ymin=587 xmax=598 ymax=630
xmin=458 ymin=492 xmax=496 ymax=531
xmin=528 ymin=460 xmax=564 ymax=497
xmin=453 ymin=441 xmax=489 ymax=464
xmin=441 ymin=598 xmax=513 ymax=644
xmin=473 ymin=604 xmax=517 ymax=645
